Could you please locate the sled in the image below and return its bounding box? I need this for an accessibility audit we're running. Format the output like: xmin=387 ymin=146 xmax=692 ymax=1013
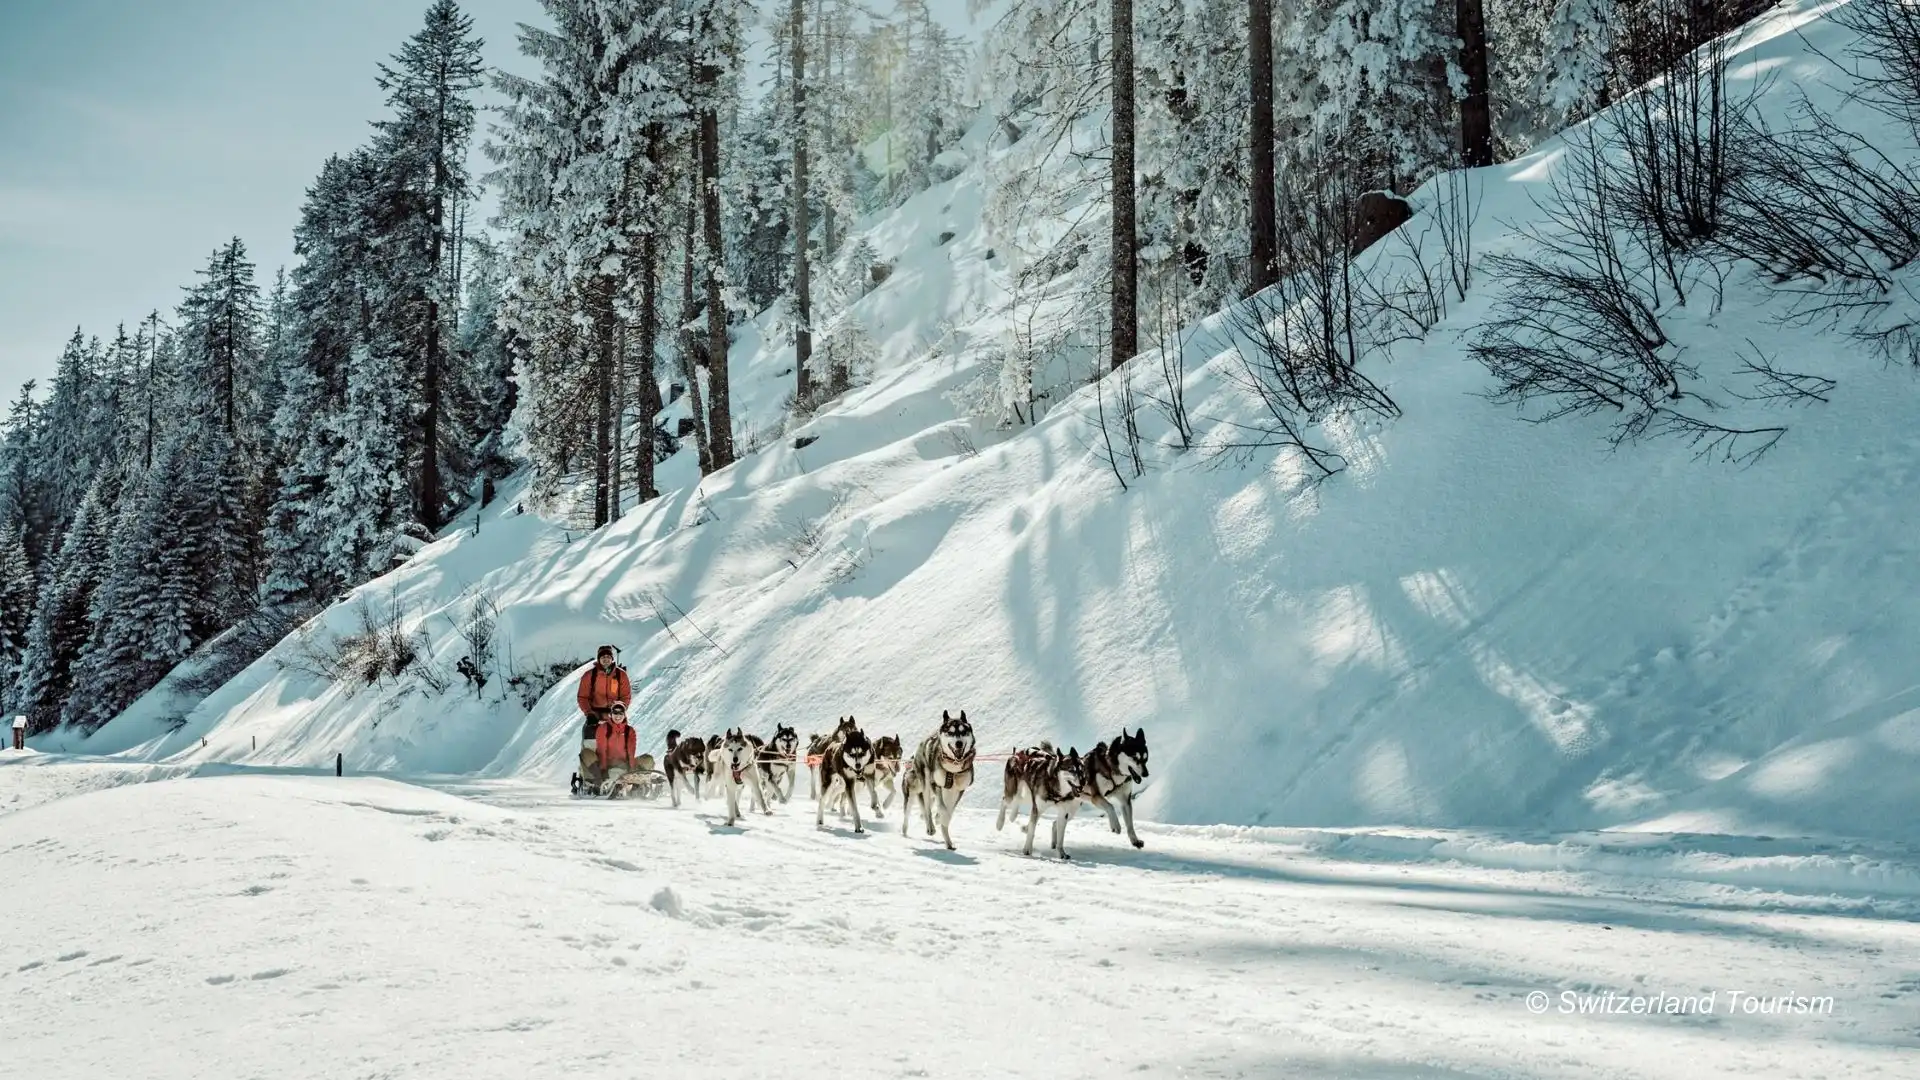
xmin=571 ymin=753 xmax=664 ymax=800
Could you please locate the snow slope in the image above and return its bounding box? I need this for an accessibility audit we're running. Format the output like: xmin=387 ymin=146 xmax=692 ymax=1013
xmin=4 ymin=773 xmax=1919 ymax=1080
xmin=32 ymin=0 xmax=1920 ymax=847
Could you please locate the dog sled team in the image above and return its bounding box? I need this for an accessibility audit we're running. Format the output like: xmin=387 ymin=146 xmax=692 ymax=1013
xmin=567 ymin=645 xmax=1152 ymax=857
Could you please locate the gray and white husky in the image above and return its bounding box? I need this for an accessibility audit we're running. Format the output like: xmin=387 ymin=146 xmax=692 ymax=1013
xmin=996 ymin=742 xmax=1088 ymax=859
xmin=748 ymin=724 xmax=802 ymax=803
xmin=1081 ymin=728 xmax=1150 ymax=849
xmin=900 ymin=711 xmax=977 ymax=851
xmin=815 ymin=725 xmax=878 ymax=834
xmin=709 ymin=727 xmax=773 ymax=826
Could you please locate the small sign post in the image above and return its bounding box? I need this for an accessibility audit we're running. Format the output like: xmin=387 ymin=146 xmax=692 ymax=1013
xmin=11 ymin=716 xmax=26 ymax=751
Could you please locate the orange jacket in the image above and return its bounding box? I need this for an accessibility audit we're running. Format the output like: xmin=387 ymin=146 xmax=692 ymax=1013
xmin=596 ymin=718 xmax=637 ymax=770
xmin=577 ymin=664 xmax=632 ymax=716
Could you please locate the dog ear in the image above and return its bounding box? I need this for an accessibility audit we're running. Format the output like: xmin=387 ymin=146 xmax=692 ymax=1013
xmin=942 ymin=710 xmax=950 ymax=721
xmin=1135 ymin=727 xmax=1145 ymax=740
xmin=959 ymin=709 xmax=967 ymax=721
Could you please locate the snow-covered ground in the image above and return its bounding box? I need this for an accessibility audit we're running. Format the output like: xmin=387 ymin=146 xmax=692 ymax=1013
xmin=3 ymin=769 xmax=1917 ymax=1079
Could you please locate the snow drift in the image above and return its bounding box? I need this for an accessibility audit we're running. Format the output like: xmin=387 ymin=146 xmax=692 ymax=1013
xmin=30 ymin=0 xmax=1920 ymax=845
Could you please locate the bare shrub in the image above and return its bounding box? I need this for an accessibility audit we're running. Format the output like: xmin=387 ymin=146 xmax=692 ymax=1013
xmin=1717 ymin=103 xmax=1920 ymax=364
xmin=1085 ymin=365 xmax=1146 ymax=492
xmin=1216 ymin=151 xmax=1402 ymax=480
xmin=1468 ymin=127 xmax=1790 ymax=463
xmin=505 ymin=656 xmax=589 ymax=711
xmin=177 ymin=603 xmax=317 ymax=698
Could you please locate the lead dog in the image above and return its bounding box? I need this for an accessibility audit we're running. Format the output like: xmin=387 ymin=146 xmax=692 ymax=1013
xmin=900 ymin=711 xmax=976 ymax=851
xmin=663 ymin=730 xmax=709 ymax=807
xmin=748 ymin=724 xmax=801 ymax=803
xmin=996 ymin=741 xmax=1088 ymax=859
xmin=815 ymin=724 xmax=878 ymax=834
xmin=1082 ymin=728 xmax=1150 ymax=849
xmin=825 ymin=732 xmax=901 ymax=818
xmin=709 ymin=727 xmax=773 ymax=825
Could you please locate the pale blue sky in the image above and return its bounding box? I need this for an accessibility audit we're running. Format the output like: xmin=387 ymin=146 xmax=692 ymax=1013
xmin=0 ymin=0 xmax=537 ymax=404
xmin=0 ymin=0 xmax=995 ymax=407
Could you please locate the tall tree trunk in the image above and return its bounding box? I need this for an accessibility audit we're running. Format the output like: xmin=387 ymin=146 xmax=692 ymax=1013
xmin=679 ymin=134 xmax=713 ymax=475
xmin=635 ymin=126 xmax=665 ymax=505
xmin=819 ymin=0 xmax=837 ymax=259
xmin=611 ymin=322 xmax=625 ymax=523
xmin=143 ymin=310 xmax=159 ymax=471
xmin=1247 ymin=0 xmax=1277 ymax=293
xmin=792 ymin=0 xmax=814 ymax=404
xmin=1109 ymin=0 xmax=1138 ymax=371
xmin=592 ymin=277 xmax=615 ymax=528
xmin=700 ymin=68 xmax=734 ymax=469
xmin=421 ymin=87 xmax=449 ymax=534
xmin=1457 ymin=0 xmax=1493 ymax=168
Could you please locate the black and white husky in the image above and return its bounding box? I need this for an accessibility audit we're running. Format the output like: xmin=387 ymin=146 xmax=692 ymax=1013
xmin=996 ymin=742 xmax=1088 ymax=859
xmin=814 ymin=725 xmax=877 ymax=834
xmin=900 ymin=711 xmax=976 ymax=851
xmin=821 ymin=732 xmax=897 ymax=818
xmin=663 ymin=730 xmax=709 ymax=807
xmin=1082 ymin=728 xmax=1150 ymax=849
xmin=747 ymin=724 xmax=801 ymax=803
xmin=708 ymin=727 xmax=773 ymax=825
xmin=806 ymin=716 xmax=859 ymax=799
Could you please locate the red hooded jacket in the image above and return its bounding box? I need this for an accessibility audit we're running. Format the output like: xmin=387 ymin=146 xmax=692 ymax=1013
xmin=596 ymin=718 xmax=637 ymax=770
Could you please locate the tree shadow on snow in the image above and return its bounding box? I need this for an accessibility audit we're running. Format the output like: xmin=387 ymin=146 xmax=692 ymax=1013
xmin=1066 ymin=846 xmax=1871 ymax=954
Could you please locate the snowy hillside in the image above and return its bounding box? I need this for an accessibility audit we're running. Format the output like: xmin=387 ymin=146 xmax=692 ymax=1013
xmin=20 ymin=0 xmax=1920 ymax=853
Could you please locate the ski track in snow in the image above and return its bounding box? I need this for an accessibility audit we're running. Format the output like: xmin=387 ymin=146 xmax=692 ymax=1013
xmin=3 ymin=771 xmax=1919 ymax=1079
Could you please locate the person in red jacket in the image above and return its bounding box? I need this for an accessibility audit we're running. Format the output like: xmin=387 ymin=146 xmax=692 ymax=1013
xmin=576 ymin=646 xmax=633 ymax=788
xmin=597 ymin=702 xmax=639 ymax=783
xmin=577 ymin=645 xmax=632 ymax=718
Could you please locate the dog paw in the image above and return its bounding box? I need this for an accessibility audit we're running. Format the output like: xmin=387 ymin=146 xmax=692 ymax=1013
xmin=1131 ymin=839 xmax=1144 ymax=849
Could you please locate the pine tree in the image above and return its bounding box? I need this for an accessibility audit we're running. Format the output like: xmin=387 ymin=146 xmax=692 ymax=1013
xmin=375 ymin=0 xmax=486 ymax=534
xmin=323 ymin=344 xmax=417 ymax=585
xmin=0 ymin=523 xmax=33 ymax=710
xmin=0 ymin=382 xmax=45 ymax=566
xmin=11 ymin=466 xmax=121 ymax=731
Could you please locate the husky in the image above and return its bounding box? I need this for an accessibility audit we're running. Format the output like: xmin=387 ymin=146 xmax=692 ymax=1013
xmin=869 ymin=735 xmax=904 ymax=814
xmin=747 ymin=724 xmax=801 ymax=803
xmin=996 ymin=741 xmax=1088 ymax=859
xmin=663 ymin=730 xmax=710 ymax=807
xmin=806 ymin=716 xmax=859 ymax=798
xmin=1082 ymin=728 xmax=1150 ymax=849
xmin=708 ymin=727 xmax=773 ymax=826
xmin=900 ymin=711 xmax=977 ymax=851
xmin=814 ymin=725 xmax=877 ymax=834
xmin=823 ymin=732 xmax=900 ymax=818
